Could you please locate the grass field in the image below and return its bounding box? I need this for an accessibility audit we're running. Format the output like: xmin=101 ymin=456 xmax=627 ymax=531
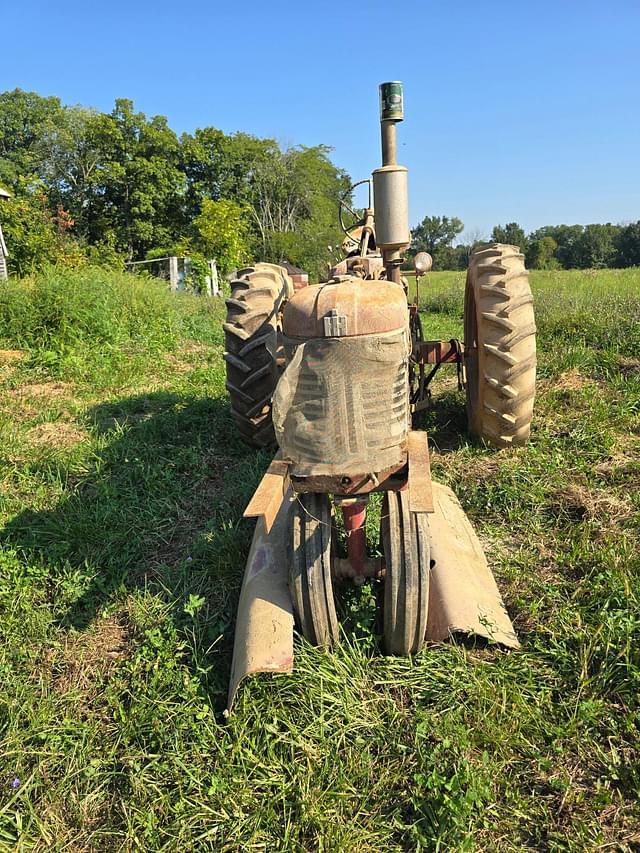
xmin=0 ymin=266 xmax=639 ymax=851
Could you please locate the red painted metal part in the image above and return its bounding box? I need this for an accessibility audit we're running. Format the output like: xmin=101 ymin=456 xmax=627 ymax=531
xmin=413 ymin=340 xmax=463 ymax=364
xmin=342 ymin=501 xmax=368 ymax=577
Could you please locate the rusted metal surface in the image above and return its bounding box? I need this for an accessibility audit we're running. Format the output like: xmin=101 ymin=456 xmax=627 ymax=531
xmin=290 ymin=457 xmax=407 ymax=495
xmin=413 ymin=340 xmax=463 ymax=364
xmin=329 ymin=255 xmax=385 ymax=280
xmin=280 ymin=262 xmax=308 ymax=291
xmin=426 ymin=483 xmax=520 ymax=648
xmin=283 ymin=277 xmax=407 ymax=338
xmin=243 ymin=457 xmax=290 ymax=533
xmin=226 ymin=492 xmax=295 ymax=715
xmin=342 ymin=500 xmax=368 ymax=578
xmin=407 ymin=431 xmax=434 ymax=513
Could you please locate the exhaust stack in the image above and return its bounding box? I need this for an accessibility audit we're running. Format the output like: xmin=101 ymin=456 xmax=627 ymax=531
xmin=373 ymin=81 xmax=410 ymax=282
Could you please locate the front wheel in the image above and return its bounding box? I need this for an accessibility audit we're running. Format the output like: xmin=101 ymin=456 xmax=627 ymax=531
xmin=290 ymin=493 xmax=339 ymax=647
xmin=464 ymin=243 xmax=536 ymax=448
xmin=381 ymin=490 xmax=430 ymax=655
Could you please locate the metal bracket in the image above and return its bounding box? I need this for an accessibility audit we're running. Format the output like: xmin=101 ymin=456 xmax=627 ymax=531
xmin=243 ymin=455 xmax=291 ymax=533
xmin=407 ymin=431 xmax=434 ymax=513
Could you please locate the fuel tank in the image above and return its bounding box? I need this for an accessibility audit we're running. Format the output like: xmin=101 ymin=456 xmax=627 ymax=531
xmin=272 ymin=277 xmax=411 ymax=485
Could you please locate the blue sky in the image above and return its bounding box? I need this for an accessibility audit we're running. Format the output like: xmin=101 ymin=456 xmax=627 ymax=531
xmin=2 ymin=0 xmax=639 ymax=239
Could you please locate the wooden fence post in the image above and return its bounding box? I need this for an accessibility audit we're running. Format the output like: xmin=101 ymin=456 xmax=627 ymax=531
xmin=168 ymin=256 xmax=179 ymax=291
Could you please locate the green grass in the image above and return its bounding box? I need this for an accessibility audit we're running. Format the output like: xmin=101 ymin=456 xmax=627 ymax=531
xmin=0 ymin=266 xmax=639 ymax=850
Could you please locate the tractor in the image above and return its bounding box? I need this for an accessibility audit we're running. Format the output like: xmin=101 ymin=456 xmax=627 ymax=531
xmin=223 ymin=82 xmax=536 ymax=711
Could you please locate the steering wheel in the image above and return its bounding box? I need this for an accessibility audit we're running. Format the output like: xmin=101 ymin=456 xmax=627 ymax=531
xmin=338 ymin=179 xmax=372 ymax=238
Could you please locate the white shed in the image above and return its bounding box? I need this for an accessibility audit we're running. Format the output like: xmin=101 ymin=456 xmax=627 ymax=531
xmin=0 ymin=186 xmax=10 ymax=280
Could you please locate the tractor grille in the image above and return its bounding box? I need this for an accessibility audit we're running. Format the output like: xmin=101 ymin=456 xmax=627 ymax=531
xmin=273 ymin=328 xmax=410 ymax=477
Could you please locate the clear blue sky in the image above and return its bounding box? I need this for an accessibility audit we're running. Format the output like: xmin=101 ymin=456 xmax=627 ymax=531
xmin=2 ymin=0 xmax=639 ymax=240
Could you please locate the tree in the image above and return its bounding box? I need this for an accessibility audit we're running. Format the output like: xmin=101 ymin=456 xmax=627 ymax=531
xmin=616 ymin=221 xmax=640 ymax=267
xmin=526 ymin=236 xmax=558 ymax=269
xmin=410 ymin=215 xmax=464 ymax=269
xmin=180 ymin=128 xmax=278 ymax=221
xmin=193 ymin=198 xmax=251 ymax=275
xmin=33 ymin=106 xmax=103 ymax=234
xmin=574 ymin=223 xmax=619 ymax=268
xmin=85 ymin=100 xmax=185 ymax=257
xmin=528 ymin=225 xmax=584 ymax=268
xmin=491 ymin=222 xmax=527 ymax=250
xmin=0 ymin=188 xmax=83 ymax=275
xmin=245 ymin=144 xmax=349 ymax=278
xmin=0 ymin=89 xmax=64 ymax=187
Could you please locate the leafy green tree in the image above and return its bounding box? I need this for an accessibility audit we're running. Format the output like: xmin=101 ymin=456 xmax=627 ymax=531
xmin=616 ymin=222 xmax=640 ymax=267
xmin=411 ymin=215 xmax=464 ymax=269
xmin=528 ymin=225 xmax=584 ymax=268
xmin=491 ymin=222 xmax=527 ymax=251
xmin=575 ymin=223 xmax=619 ymax=268
xmin=0 ymin=89 xmax=64 ymax=187
xmin=85 ymin=100 xmax=185 ymax=257
xmin=0 ymin=188 xmax=83 ymax=275
xmin=526 ymin=236 xmax=558 ymax=269
xmin=193 ymin=198 xmax=251 ymax=275
xmin=245 ymin=144 xmax=349 ymax=278
xmin=33 ymin=106 xmax=103 ymax=234
xmin=181 ymin=128 xmax=278 ymax=219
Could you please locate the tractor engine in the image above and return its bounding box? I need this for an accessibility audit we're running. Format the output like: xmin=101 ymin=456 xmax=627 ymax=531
xmin=272 ymin=276 xmax=410 ymax=494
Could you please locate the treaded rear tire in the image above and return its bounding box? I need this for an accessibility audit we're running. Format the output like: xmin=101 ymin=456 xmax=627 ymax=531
xmin=224 ymin=263 xmax=293 ymax=447
xmin=464 ymin=243 xmax=536 ymax=448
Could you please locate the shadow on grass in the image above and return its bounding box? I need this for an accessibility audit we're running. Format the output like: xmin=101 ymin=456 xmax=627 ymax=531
xmin=415 ymin=387 xmax=470 ymax=453
xmin=0 ymin=390 xmax=273 ymax=703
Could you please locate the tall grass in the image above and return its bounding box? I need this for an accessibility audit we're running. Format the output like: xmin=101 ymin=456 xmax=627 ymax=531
xmin=409 ymin=267 xmax=640 ymax=358
xmin=0 ymin=266 xmax=222 ymax=378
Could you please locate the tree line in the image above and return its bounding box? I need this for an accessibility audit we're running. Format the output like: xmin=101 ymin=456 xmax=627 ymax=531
xmin=0 ymin=89 xmax=350 ymax=280
xmin=410 ymin=216 xmax=640 ymax=271
xmin=2 ymin=89 xmax=638 ymax=281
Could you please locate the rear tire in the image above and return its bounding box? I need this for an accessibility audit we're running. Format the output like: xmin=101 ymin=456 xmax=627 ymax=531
xmin=290 ymin=493 xmax=339 ymax=647
xmin=224 ymin=263 xmax=293 ymax=447
xmin=464 ymin=244 xmax=536 ymax=447
xmin=381 ymin=490 xmax=430 ymax=655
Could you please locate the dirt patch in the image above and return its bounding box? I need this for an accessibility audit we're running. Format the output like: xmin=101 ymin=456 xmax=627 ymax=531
xmin=538 ymin=368 xmax=593 ymax=394
xmin=618 ymin=356 xmax=640 ymax=377
xmin=163 ymin=352 xmax=195 ymax=374
xmin=0 ymin=349 xmax=25 ymax=363
xmin=27 ymin=422 xmax=86 ymax=448
xmin=459 ymin=455 xmax=505 ymax=482
xmin=163 ymin=342 xmax=215 ymax=374
xmin=178 ymin=341 xmax=213 ymax=355
xmin=595 ymin=444 xmax=640 ymax=487
xmin=52 ymin=612 xmax=133 ymax=696
xmin=551 ymin=483 xmax=634 ymax=530
xmin=12 ymin=381 xmax=75 ymax=400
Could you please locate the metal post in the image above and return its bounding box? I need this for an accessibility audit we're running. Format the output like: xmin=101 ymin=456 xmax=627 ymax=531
xmin=342 ymin=501 xmax=368 ymax=584
xmin=168 ymin=256 xmax=179 ymax=292
xmin=381 ymin=121 xmax=397 ymax=167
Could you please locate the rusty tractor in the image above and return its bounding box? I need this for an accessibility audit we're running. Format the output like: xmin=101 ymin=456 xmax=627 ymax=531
xmin=223 ymin=81 xmax=536 ymax=711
